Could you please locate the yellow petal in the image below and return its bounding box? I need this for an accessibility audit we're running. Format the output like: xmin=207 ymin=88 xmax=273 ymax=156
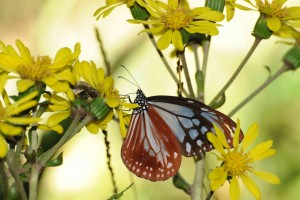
xmin=0 ymin=72 xmax=8 ymax=94
xmin=17 ymin=79 xmax=35 ymax=93
xmin=6 ymin=117 xmax=40 ymax=125
xmin=50 ymin=124 xmax=64 ymax=134
xmin=172 ymin=29 xmax=184 ymax=51
xmin=0 ymin=123 xmax=23 ymax=136
xmin=229 ymin=176 xmax=240 ymax=200
xmin=208 ymin=167 xmax=225 ymax=179
xmin=86 ymin=122 xmax=99 ymax=134
xmin=249 ymin=140 xmax=273 ymax=159
xmin=252 ymin=170 xmax=281 ymax=184
xmin=8 ymin=100 xmax=38 ymax=116
xmin=0 ymin=136 xmax=8 ymax=158
xmin=214 ymin=123 xmax=229 ymax=149
xmin=252 ymin=149 xmax=276 ymax=161
xmin=233 ymin=119 xmax=241 ymax=148
xmin=118 ymin=110 xmax=127 ymax=138
xmin=241 ymin=175 xmax=261 ymax=199
xmin=226 ymin=4 xmax=235 ymax=21
xmin=157 ymin=29 xmax=172 ymax=50
xmin=210 ymin=168 xmax=228 ymax=190
xmin=47 ymin=111 xmax=70 ymax=126
xmin=207 ymin=132 xmax=225 ymax=154
xmin=267 ymin=17 xmax=281 ymax=32
xmin=103 ymin=76 xmax=114 ymax=93
xmin=241 ymin=122 xmax=259 ymax=150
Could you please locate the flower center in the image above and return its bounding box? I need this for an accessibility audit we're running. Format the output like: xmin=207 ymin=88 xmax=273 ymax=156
xmin=17 ymin=56 xmax=52 ymax=81
xmin=161 ymin=5 xmax=194 ymax=30
xmin=223 ymin=148 xmax=253 ymax=177
xmin=257 ymin=0 xmax=288 ymax=18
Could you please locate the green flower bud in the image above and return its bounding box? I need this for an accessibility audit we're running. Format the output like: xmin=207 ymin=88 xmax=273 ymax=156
xmin=130 ymin=3 xmax=150 ymax=20
xmin=252 ymin=15 xmax=273 ymax=39
xmin=90 ymin=97 xmax=112 ymax=121
xmin=205 ymin=0 xmax=225 ymax=12
xmin=283 ymin=45 xmax=300 ymax=70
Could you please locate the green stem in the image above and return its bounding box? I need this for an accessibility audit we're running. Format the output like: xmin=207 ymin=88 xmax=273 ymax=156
xmin=39 ymin=114 xmax=92 ymax=166
xmin=0 ymin=160 xmax=8 ymax=199
xmin=179 ymin=52 xmax=195 ymax=99
xmin=228 ymin=64 xmax=289 ymax=117
xmin=201 ymin=39 xmax=210 ymax=82
xmin=190 ymin=157 xmax=205 ymax=200
xmin=209 ymin=37 xmax=262 ymax=106
xmin=143 ymin=24 xmax=189 ymax=96
xmin=29 ymin=164 xmax=40 ymax=200
xmin=192 ymin=44 xmax=201 ymax=72
xmin=6 ymin=151 xmax=28 ymax=200
xmin=95 ymin=27 xmax=111 ymax=76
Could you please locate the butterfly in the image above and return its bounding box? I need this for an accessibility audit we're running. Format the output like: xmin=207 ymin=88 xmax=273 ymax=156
xmin=121 ymin=89 xmax=243 ymax=181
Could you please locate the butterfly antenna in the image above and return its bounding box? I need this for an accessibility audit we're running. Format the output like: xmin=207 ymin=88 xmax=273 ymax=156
xmin=118 ymin=76 xmax=139 ymax=89
xmin=120 ymin=65 xmax=141 ymax=89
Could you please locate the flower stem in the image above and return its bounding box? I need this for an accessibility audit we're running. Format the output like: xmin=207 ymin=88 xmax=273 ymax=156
xmin=190 ymin=157 xmax=205 ymax=200
xmin=0 ymin=160 xmax=8 ymax=199
xmin=143 ymin=24 xmax=189 ymax=96
xmin=209 ymin=37 xmax=262 ymax=106
xmin=6 ymin=151 xmax=28 ymax=200
xmin=201 ymin=39 xmax=210 ymax=82
xmin=39 ymin=114 xmax=92 ymax=166
xmin=228 ymin=64 xmax=289 ymax=117
xmin=179 ymin=52 xmax=195 ymax=99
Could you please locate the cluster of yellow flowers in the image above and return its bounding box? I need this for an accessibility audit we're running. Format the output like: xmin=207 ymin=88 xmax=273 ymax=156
xmin=0 ymin=40 xmax=135 ymax=158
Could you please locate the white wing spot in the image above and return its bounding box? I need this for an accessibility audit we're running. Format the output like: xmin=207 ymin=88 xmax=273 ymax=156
xmin=137 ymin=168 xmax=140 ymax=173
xmin=192 ymin=119 xmax=200 ymax=126
xmin=143 ymin=171 xmax=147 ymax=176
xmin=174 ymin=152 xmax=178 ymax=159
xmin=201 ymin=108 xmax=209 ymax=111
xmin=167 ymin=163 xmax=173 ymax=168
xmin=187 ymin=100 xmax=194 ymax=103
xmin=201 ymin=126 xmax=208 ymax=134
xmin=189 ymin=129 xmax=199 ymax=139
xmin=196 ymin=139 xmax=203 ymax=147
xmin=186 ymin=142 xmax=191 ymax=153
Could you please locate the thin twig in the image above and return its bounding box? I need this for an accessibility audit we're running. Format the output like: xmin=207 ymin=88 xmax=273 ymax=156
xmin=143 ymin=24 xmax=189 ymax=96
xmin=228 ymin=64 xmax=289 ymax=117
xmin=209 ymin=37 xmax=262 ymax=107
xmin=201 ymin=39 xmax=210 ymax=82
xmin=95 ymin=27 xmax=111 ymax=75
xmin=0 ymin=161 xmax=8 ymax=199
xmin=179 ymin=52 xmax=196 ymax=99
xmin=103 ymin=129 xmax=118 ymax=195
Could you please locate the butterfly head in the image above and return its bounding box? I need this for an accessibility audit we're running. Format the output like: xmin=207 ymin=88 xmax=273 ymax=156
xmin=133 ymin=89 xmax=148 ymax=112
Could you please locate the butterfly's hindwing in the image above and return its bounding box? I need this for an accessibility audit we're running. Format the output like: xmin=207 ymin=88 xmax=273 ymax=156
xmin=121 ymin=106 xmax=182 ymax=181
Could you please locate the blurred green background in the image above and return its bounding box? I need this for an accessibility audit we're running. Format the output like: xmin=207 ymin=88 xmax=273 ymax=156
xmin=1 ymin=0 xmax=300 ymax=199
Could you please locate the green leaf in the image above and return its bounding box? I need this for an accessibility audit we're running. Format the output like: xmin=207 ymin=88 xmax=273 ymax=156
xmin=107 ymin=183 xmax=134 ymax=200
xmin=45 ymin=152 xmax=63 ymax=167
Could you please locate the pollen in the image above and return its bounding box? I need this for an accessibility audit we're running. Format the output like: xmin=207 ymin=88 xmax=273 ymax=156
xmin=161 ymin=5 xmax=194 ymax=30
xmin=17 ymin=56 xmax=52 ymax=81
xmin=222 ymin=148 xmax=253 ymax=177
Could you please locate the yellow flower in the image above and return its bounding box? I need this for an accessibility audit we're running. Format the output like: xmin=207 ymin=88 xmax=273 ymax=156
xmin=0 ymin=40 xmax=80 ymax=96
xmin=207 ymin=120 xmax=280 ymax=200
xmin=130 ymin=0 xmax=224 ymax=50
xmin=0 ymin=90 xmax=40 ymax=158
xmin=241 ymin=0 xmax=300 ymax=32
xmin=74 ymin=61 xmax=138 ymax=134
xmin=94 ymin=0 xmax=137 ymax=19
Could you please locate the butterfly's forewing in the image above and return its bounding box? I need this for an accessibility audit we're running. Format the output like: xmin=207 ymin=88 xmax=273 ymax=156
xmin=121 ymin=106 xmax=182 ymax=181
xmin=147 ymin=96 xmax=243 ymax=157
